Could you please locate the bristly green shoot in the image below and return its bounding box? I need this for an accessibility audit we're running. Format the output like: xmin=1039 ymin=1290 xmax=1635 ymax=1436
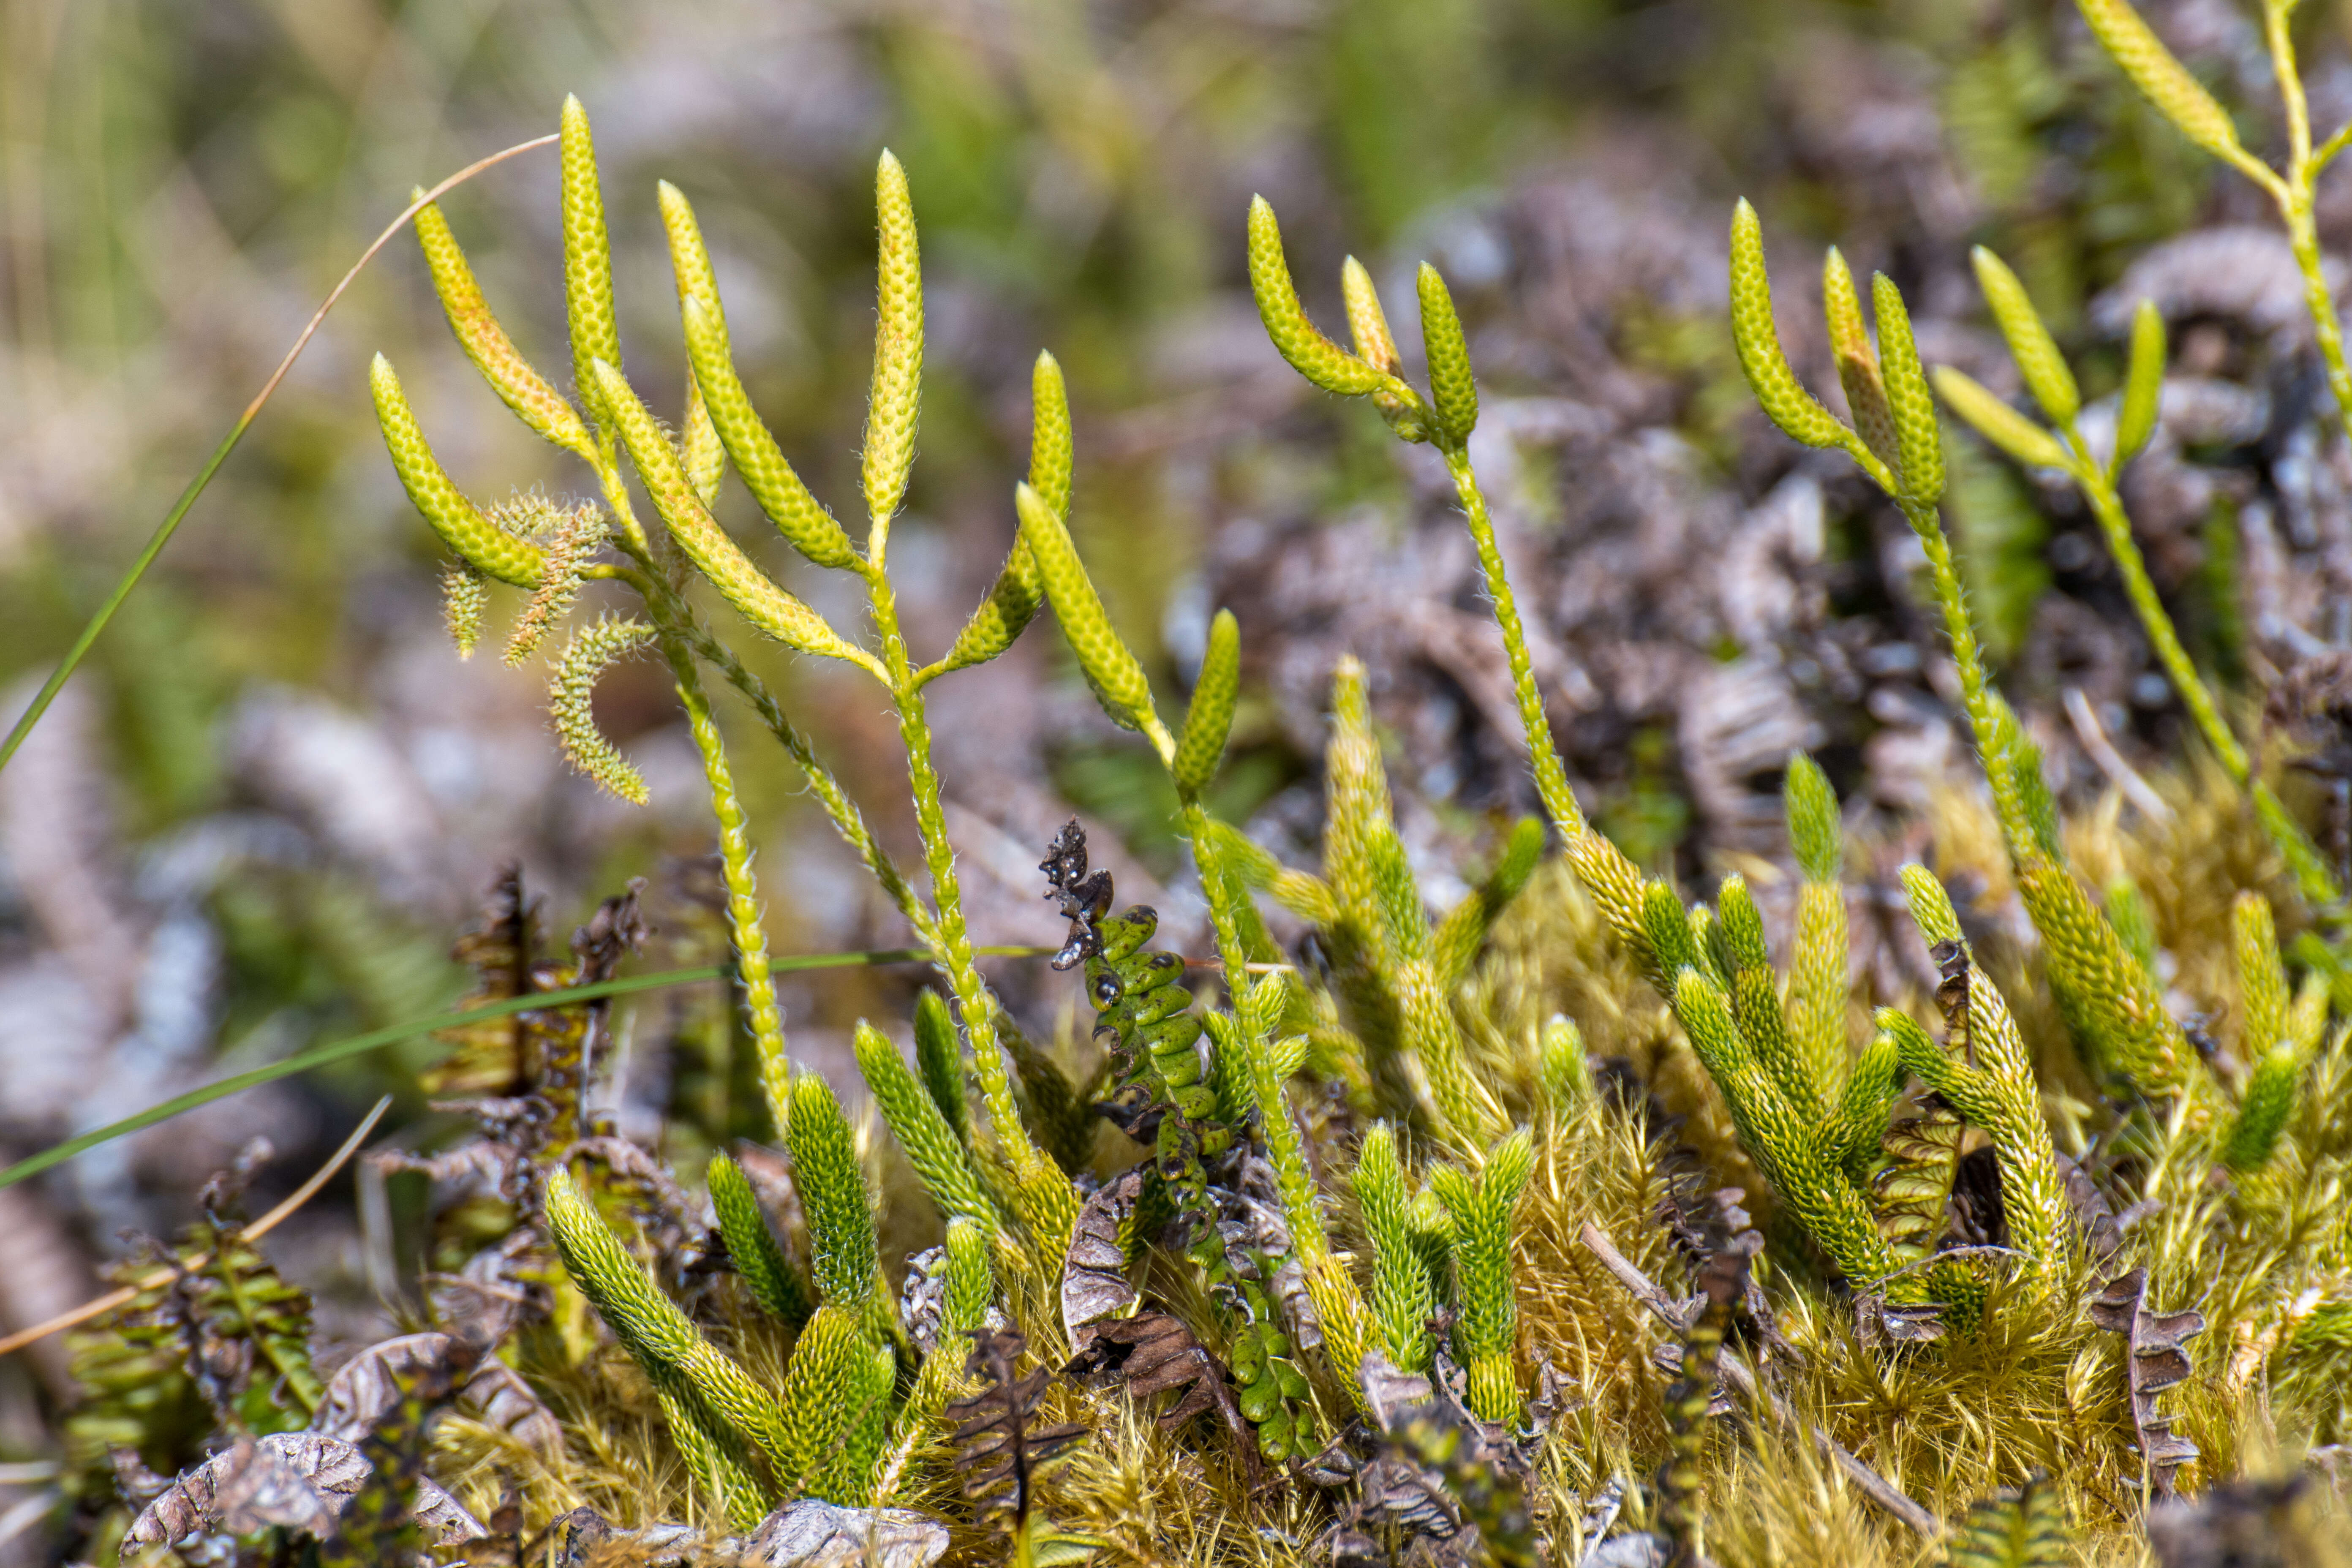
xmin=542 ymin=1168 xmax=791 ymax=1488
xmin=783 ymin=1071 xmax=881 ymax=1308
xmin=1428 ymin=1131 xmax=1535 ymax=1423
xmin=854 ymin=1020 xmax=1002 ymax=1246
xmin=1785 ymin=754 xmax=1851 ymax=1094
xmin=708 ymin=1151 xmax=814 ymax=1328
xmin=1355 ymin=1122 xmax=1436 ymax=1374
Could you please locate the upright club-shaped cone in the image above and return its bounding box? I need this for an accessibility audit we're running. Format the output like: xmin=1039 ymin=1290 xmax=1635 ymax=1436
xmin=662 ymin=181 xmax=859 ymax=570
xmin=1416 ymin=263 xmax=1478 ymax=446
xmin=560 ymin=95 xmax=622 ymax=434
xmin=1173 ymin=608 xmax=1240 ymax=799
xmin=864 ymin=151 xmax=923 ymax=537
xmin=1970 ymin=247 xmax=2080 ymax=426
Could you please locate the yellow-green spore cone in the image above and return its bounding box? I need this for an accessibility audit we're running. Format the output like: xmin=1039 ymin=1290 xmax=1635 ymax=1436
xmin=590 ymin=359 xmax=865 ymax=664
xmin=1870 ymin=272 xmax=1945 ymax=504
xmin=2076 ymin=0 xmax=2249 ymax=164
xmin=1173 ymin=608 xmax=1240 ymax=798
xmin=411 ymin=197 xmax=594 ymax=460
xmin=1248 ymin=195 xmax=1388 ymax=397
xmin=559 ymin=95 xmax=623 ymax=434
xmin=863 ymin=150 xmax=923 ymax=534
xmin=1016 ymin=480 xmax=1159 ymax=738
xmin=1970 ymin=246 xmax=2080 ymax=425
xmin=1416 ymin=262 xmax=1479 ymax=444
xmin=1727 ymin=200 xmax=1847 ymax=450
xmin=369 ymin=354 xmax=545 ymax=588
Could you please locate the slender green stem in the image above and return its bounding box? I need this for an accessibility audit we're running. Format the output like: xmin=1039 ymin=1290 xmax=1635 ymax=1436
xmin=682 ymin=616 xmax=938 ymax=945
xmin=2284 ymin=205 xmax=2352 ymax=442
xmin=2314 ymin=117 xmax=2352 ymax=173
xmin=2259 ymin=4 xmax=2352 ymax=447
xmin=661 ymin=630 xmax=796 ymax=1132
xmin=2069 ymin=450 xmax=2250 ymax=779
xmin=597 ymin=561 xmax=933 ymax=942
xmin=0 ymin=966 xmax=714 ymax=1189
xmin=2064 ymin=459 xmax=2344 ymax=906
xmin=1898 ymin=500 xmax=1996 ymax=749
xmin=1440 ymin=447 xmax=1584 ymax=837
xmin=868 ymin=570 xmax=1078 ymax=1247
xmin=1180 ymin=802 xmax=1251 ymax=984
xmin=0 ymin=428 xmax=242 ymax=775
xmin=3 ymin=945 xmax=1049 ymax=1193
xmin=2268 ymin=1 xmax=2313 ymax=162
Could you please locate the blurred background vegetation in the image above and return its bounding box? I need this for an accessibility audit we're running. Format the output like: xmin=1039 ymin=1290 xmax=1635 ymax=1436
xmin=6 ymin=0 xmax=2352 ymax=1539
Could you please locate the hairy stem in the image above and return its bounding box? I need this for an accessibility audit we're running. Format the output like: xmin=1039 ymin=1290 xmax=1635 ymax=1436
xmin=868 ymin=569 xmax=1078 ymax=1251
xmin=2066 ymin=435 xmax=2342 ymax=907
xmin=1442 ymin=448 xmax=1582 ymax=837
xmin=2285 ymin=204 xmax=2352 ymax=449
xmin=2262 ymin=6 xmax=2352 ymax=450
xmin=659 ymin=632 xmax=794 ymax=1131
xmin=682 ymin=616 xmax=939 ymax=944
xmin=1898 ymin=499 xmax=1996 ymax=749
xmin=2069 ymin=457 xmax=2249 ymax=779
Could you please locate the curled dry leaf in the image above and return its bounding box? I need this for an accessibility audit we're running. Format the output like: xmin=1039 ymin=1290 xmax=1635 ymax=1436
xmin=2089 ymin=1266 xmax=2204 ymax=1497
xmin=316 ymin=1331 xmax=564 ymax=1459
xmin=1061 ymin=1170 xmax=1143 ymax=1344
xmin=1067 ymin=1309 xmax=1254 ymax=1453
xmin=123 ymin=1429 xmax=485 ymax=1550
xmin=209 ymin=1435 xmax=351 ymax=1539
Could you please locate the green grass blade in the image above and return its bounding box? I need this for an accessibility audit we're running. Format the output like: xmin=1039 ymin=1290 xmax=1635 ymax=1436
xmin=0 ymin=133 xmax=561 ymax=779
xmin=0 ymin=944 xmax=1048 ymax=1190
xmin=0 ymin=423 xmax=245 ymax=774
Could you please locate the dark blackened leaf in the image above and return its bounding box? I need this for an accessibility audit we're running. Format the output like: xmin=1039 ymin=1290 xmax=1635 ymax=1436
xmin=947 ymin=1331 xmax=1090 ymax=1527
xmin=1067 ymin=1310 xmax=1252 ymax=1452
xmin=2089 ymin=1267 xmax=2204 ymax=1497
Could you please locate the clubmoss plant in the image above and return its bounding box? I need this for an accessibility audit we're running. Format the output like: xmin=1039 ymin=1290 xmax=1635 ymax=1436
xmin=1934 ymin=248 xmax=2342 ymax=912
xmin=2077 ymin=0 xmax=2352 ymax=455
xmin=1249 ymin=194 xmax=2069 ymax=1319
xmin=378 ymin=101 xmax=1081 ymax=1264
xmin=177 ymin=66 xmax=2347 ymax=1568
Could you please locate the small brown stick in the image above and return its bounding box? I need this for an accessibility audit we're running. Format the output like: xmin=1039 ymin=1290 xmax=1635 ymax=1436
xmin=0 ymin=1096 xmax=394 ymax=1359
xmin=1578 ymin=1221 xmax=1940 ymax=1539
xmin=2063 ymin=687 xmax=2172 ymax=825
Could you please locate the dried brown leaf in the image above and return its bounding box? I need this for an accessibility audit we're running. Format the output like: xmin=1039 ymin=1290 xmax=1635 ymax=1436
xmin=2090 ymin=1266 xmax=2205 ymax=1497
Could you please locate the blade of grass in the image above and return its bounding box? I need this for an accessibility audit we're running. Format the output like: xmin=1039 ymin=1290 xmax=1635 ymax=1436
xmin=0 ymin=944 xmax=1050 ymax=1191
xmin=0 ymin=132 xmax=561 ymax=777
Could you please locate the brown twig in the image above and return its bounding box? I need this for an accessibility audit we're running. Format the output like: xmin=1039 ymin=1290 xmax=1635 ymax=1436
xmin=2063 ymin=687 xmax=2172 ymax=825
xmin=1578 ymin=1221 xmax=1940 ymax=1539
xmin=0 ymin=1096 xmax=394 ymax=1359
